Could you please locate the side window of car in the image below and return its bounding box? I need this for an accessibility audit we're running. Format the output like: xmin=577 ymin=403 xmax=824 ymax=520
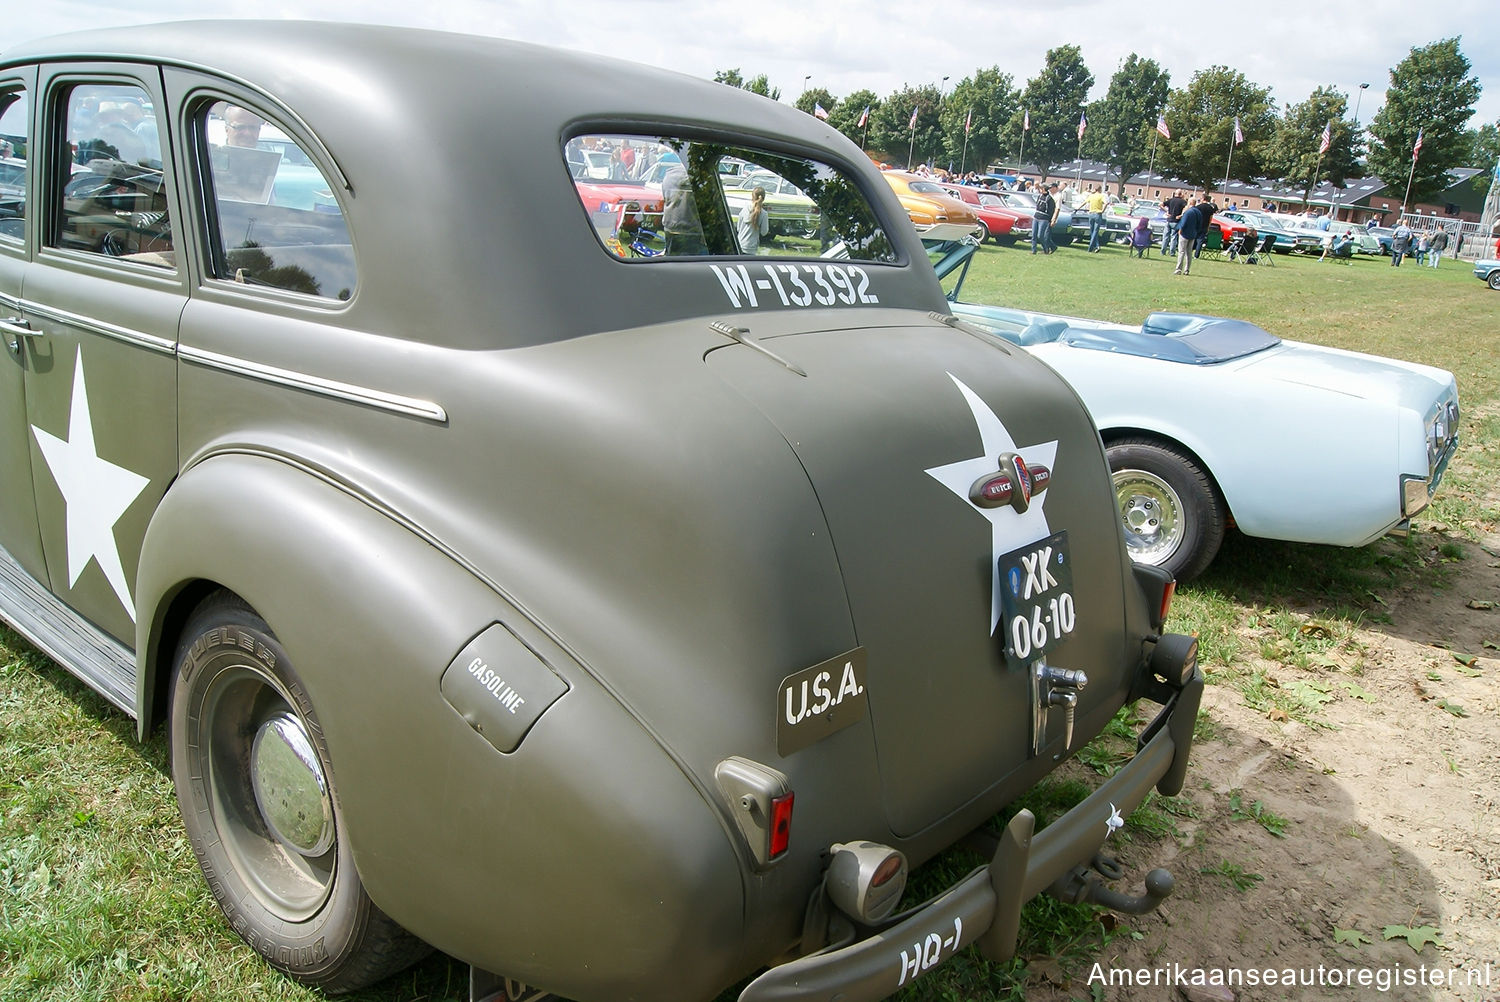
xmin=569 ymin=133 xmax=895 ymax=263
xmin=55 ymin=83 xmax=174 ymax=267
xmin=0 ymin=87 xmax=27 ymax=243
xmin=196 ymin=100 xmax=355 ymax=301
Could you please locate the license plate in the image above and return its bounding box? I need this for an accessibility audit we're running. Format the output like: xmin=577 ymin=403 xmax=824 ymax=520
xmin=998 ymin=530 xmax=1075 ymax=670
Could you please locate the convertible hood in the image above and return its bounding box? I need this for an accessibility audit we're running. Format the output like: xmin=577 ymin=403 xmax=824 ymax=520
xmin=705 ymin=310 xmax=1131 ymax=835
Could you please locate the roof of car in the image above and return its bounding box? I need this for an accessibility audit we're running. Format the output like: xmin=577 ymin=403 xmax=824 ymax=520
xmin=3 ymin=22 xmax=934 ymax=347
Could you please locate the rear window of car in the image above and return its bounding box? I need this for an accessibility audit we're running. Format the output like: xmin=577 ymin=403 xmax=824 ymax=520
xmin=566 ymin=133 xmax=896 ymax=263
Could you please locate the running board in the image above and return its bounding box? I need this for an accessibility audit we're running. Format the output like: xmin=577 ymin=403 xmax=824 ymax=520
xmin=0 ymin=545 xmax=137 ymax=717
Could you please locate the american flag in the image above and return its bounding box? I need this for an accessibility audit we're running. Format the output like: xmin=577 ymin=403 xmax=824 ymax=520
xmin=1077 ymin=112 xmax=1087 ymax=140
xmin=1156 ymin=115 xmax=1170 ymax=139
xmin=857 ymin=105 xmax=869 ymax=128
xmin=1319 ymin=121 xmax=1331 ymax=155
xmin=965 ymin=108 xmax=973 ymax=135
xmin=813 ymin=102 xmax=829 ymax=121
xmin=1023 ymin=109 xmax=1030 ymax=131
xmin=909 ymin=105 xmax=919 ymax=130
xmin=1412 ymin=128 xmax=1424 ymax=160
xmin=1233 ymin=116 xmax=1243 ymax=145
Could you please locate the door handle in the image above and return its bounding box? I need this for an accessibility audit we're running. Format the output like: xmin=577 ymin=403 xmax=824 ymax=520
xmin=0 ymin=316 xmax=41 ymax=356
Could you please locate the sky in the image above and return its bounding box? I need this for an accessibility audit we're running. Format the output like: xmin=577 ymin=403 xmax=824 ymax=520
xmin=3 ymin=0 xmax=1497 ymax=140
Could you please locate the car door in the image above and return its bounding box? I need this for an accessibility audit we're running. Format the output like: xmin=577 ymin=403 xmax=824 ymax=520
xmin=0 ymin=72 xmax=48 ymax=583
xmin=19 ymin=64 xmax=184 ymax=646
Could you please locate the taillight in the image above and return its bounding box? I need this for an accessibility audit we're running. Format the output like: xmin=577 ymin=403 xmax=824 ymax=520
xmin=769 ymin=792 xmax=794 ymax=859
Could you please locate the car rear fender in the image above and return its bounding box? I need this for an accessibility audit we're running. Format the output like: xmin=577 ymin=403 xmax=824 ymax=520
xmin=135 ymin=452 xmax=748 ymax=1002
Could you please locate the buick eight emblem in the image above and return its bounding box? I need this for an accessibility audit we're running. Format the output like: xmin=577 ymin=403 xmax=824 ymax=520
xmin=969 ymin=452 xmax=1051 ymax=514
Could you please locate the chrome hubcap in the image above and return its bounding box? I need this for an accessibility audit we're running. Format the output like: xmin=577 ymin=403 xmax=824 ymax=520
xmin=251 ymin=712 xmax=335 ymax=858
xmin=1113 ymin=468 xmax=1184 ymax=565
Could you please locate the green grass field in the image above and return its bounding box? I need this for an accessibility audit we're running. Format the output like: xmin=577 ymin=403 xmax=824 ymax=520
xmin=2 ymin=240 xmax=1496 ymax=1002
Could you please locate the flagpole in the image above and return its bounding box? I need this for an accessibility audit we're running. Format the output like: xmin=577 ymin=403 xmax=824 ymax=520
xmin=1017 ymin=129 xmax=1025 ymax=176
xmin=1223 ymin=138 xmax=1234 ymax=194
xmin=960 ymin=107 xmax=971 ymax=174
xmin=1306 ymin=151 xmax=1323 ymax=212
xmin=908 ymin=127 xmax=916 ymax=171
xmin=1147 ymin=131 xmax=1158 ymax=188
xmin=1401 ymin=156 xmax=1416 ymax=216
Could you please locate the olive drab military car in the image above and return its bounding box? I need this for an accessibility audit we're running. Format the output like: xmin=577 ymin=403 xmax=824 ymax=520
xmin=0 ymin=22 xmax=1204 ymax=1002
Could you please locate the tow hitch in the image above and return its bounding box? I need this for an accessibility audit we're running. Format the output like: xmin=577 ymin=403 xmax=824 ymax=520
xmin=1049 ymin=853 xmax=1175 ymax=915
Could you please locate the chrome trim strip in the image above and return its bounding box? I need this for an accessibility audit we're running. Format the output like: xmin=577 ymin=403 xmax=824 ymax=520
xmin=178 ymin=345 xmax=448 ymax=423
xmin=22 ymin=299 xmax=177 ymax=354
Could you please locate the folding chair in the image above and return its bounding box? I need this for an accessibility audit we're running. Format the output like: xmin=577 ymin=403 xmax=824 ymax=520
xmin=1203 ymin=229 xmax=1224 ymax=258
xmin=1255 ymin=233 xmax=1277 ymax=266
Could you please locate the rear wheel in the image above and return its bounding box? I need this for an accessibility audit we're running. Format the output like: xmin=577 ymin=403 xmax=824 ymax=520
xmin=1488 ymin=270 xmax=1500 ymax=290
xmin=170 ymin=592 xmax=428 ymax=992
xmin=1106 ymin=439 xmax=1225 ymax=581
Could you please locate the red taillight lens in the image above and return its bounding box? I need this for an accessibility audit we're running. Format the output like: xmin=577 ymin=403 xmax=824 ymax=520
xmin=769 ymin=792 xmax=794 ymax=858
xmin=1160 ymin=580 xmax=1177 ymax=624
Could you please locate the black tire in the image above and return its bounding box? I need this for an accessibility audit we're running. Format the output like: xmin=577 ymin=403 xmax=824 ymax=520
xmin=1488 ymin=270 xmax=1500 ymax=290
xmin=976 ymin=220 xmax=991 ymax=244
xmin=170 ymin=592 xmax=429 ymax=993
xmin=1105 ymin=438 xmax=1225 ymax=582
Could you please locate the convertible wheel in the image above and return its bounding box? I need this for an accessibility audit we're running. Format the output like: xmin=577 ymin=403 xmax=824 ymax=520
xmin=1106 ymin=439 xmax=1225 ymax=582
xmin=1488 ymin=270 xmax=1500 ymax=290
xmin=170 ymin=592 xmax=428 ymax=992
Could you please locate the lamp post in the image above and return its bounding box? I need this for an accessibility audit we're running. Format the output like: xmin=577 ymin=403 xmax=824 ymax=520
xmin=802 ymin=74 xmax=811 ymax=97
xmin=1339 ymin=82 xmax=1369 ymax=222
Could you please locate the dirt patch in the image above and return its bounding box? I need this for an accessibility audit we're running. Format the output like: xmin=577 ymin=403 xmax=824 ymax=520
xmin=1029 ymin=529 xmax=1500 ymax=1002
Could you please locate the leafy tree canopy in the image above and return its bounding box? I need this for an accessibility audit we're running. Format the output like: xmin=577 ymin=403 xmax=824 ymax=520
xmin=1018 ymin=45 xmax=1094 ymax=179
xmin=868 ymin=84 xmax=943 ymax=170
xmin=1367 ymin=37 xmax=1481 ymax=205
xmin=713 ymin=68 xmax=781 ymax=101
xmin=938 ymin=67 xmax=1020 ymax=175
xmin=1083 ymin=54 xmax=1170 ymax=195
xmin=1264 ymin=86 xmax=1360 ymax=208
xmin=1156 ymin=66 xmax=1275 ymax=193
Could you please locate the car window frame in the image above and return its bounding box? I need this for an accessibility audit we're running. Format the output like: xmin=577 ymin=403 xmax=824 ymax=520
xmin=178 ymin=84 xmax=358 ymax=309
xmin=0 ymin=68 xmax=35 ymax=256
xmin=562 ymin=124 xmax=906 ymax=267
xmin=34 ymin=63 xmax=187 ymax=290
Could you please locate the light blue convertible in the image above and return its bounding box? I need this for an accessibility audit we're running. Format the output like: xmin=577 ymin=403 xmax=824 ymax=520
xmin=935 ymin=240 xmax=1461 ymax=578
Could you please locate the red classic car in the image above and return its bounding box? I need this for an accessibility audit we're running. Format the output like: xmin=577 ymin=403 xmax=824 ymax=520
xmin=937 ymin=183 xmax=1030 ymax=244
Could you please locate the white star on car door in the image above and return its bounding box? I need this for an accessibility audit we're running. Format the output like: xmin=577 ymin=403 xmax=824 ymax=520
xmin=31 ymin=346 xmax=151 ymax=621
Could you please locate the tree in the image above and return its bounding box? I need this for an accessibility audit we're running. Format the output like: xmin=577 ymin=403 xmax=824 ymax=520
xmin=1263 ymin=86 xmax=1360 ymax=209
xmin=1082 ymin=54 xmax=1170 ymax=195
xmin=1366 ymin=38 xmax=1480 ymax=205
xmin=1468 ymin=120 xmax=1500 ymax=195
xmin=867 ymin=84 xmax=942 ymax=170
xmin=744 ymin=74 xmax=781 ymax=102
xmin=1156 ymin=66 xmax=1275 ymax=193
xmin=794 ymin=87 xmax=837 ymax=119
xmin=831 ymin=89 xmax=879 ymax=148
xmin=938 ymin=67 xmax=1020 ymax=175
xmin=1017 ymin=45 xmax=1094 ymax=179
xmin=712 ymin=68 xmax=781 ymax=102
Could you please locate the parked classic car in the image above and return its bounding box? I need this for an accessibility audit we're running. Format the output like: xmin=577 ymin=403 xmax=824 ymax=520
xmin=935 ymin=239 xmax=1460 ymax=580
xmin=935 ymin=181 xmax=1022 ymax=243
xmin=0 ymin=23 xmax=1204 ymax=1002
xmin=1476 ymin=257 xmax=1500 ymax=289
xmin=877 ymin=169 xmax=983 ymax=241
xmin=722 ymin=169 xmax=822 ymax=237
xmin=1219 ymin=209 xmax=1319 ymax=254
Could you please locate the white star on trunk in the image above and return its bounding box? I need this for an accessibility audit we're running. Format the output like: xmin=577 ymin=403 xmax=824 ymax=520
xmin=31 ymin=347 xmax=150 ymax=621
xmin=925 ymin=373 xmax=1056 ymax=635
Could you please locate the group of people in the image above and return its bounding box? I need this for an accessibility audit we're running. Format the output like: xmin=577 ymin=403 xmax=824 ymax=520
xmin=1386 ymin=221 xmax=1450 ymax=268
